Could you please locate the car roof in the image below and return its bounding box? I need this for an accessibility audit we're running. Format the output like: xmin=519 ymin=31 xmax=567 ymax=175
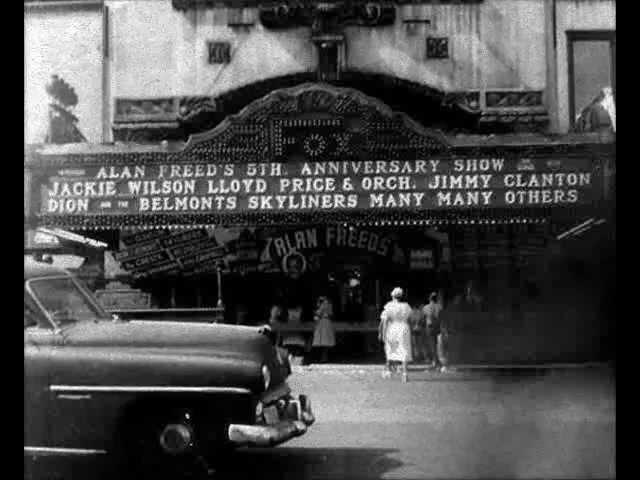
xmin=24 ymin=256 xmax=70 ymax=281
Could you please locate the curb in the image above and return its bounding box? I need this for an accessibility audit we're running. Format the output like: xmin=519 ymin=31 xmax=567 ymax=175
xmin=293 ymin=361 xmax=611 ymax=372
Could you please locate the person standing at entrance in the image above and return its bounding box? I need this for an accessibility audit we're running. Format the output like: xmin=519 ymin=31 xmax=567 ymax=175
xmin=312 ymin=296 xmax=336 ymax=362
xmin=282 ymin=304 xmax=307 ymax=364
xmin=378 ymin=287 xmax=413 ymax=382
xmin=422 ymin=292 xmax=442 ymax=370
xmin=410 ymin=301 xmax=427 ymax=362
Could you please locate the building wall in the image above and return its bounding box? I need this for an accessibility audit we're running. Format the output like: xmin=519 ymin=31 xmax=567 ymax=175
xmin=24 ymin=0 xmax=616 ymax=142
xmin=108 ymin=1 xmax=315 ymax=99
xmin=108 ymin=0 xmax=547 ymax=100
xmin=347 ymin=1 xmax=546 ymax=92
xmin=555 ymin=0 xmax=616 ymax=132
xmin=24 ymin=4 xmax=105 ymax=144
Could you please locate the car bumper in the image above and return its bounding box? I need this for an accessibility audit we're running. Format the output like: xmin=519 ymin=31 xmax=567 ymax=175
xmin=227 ymin=394 xmax=315 ymax=447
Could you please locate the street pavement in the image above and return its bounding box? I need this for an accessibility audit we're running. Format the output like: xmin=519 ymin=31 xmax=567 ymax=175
xmin=216 ymin=365 xmax=615 ymax=479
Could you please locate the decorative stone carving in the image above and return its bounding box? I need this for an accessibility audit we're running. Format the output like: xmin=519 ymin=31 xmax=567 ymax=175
xmin=258 ymin=2 xmax=396 ymax=31
xmin=444 ymin=91 xmax=480 ymax=113
xmin=179 ymin=96 xmax=218 ymax=122
xmin=172 ymin=0 xmax=482 ymax=8
xmin=114 ymin=98 xmax=178 ymax=122
xmin=207 ymin=41 xmax=231 ymax=64
xmin=180 ymin=82 xmax=450 ymax=164
xmin=485 ymin=91 xmax=544 ymax=109
xmin=426 ymin=37 xmax=449 ymax=59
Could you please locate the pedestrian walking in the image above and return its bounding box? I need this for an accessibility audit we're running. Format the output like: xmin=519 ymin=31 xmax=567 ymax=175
xmin=312 ymin=296 xmax=336 ymax=363
xmin=422 ymin=292 xmax=443 ymax=370
xmin=378 ymin=287 xmax=413 ymax=382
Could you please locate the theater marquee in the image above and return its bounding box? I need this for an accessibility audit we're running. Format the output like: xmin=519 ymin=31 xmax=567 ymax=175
xmin=40 ymin=157 xmax=598 ymax=217
xmin=27 ymin=84 xmax=610 ymax=229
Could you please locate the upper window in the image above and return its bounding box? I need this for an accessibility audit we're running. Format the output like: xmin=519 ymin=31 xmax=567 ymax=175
xmin=317 ymin=42 xmax=342 ymax=82
xmin=568 ymin=31 xmax=616 ymax=131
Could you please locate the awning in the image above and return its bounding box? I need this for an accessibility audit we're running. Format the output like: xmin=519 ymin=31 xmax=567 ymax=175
xmin=25 ymin=227 xmax=108 ymax=250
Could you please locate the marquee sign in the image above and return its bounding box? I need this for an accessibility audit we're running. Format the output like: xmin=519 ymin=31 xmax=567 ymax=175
xmin=37 ymin=156 xmax=600 ymax=218
xmin=27 ymin=84 xmax=608 ymax=228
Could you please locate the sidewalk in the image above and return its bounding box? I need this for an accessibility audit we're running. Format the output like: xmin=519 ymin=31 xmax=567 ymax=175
xmin=293 ymin=361 xmax=611 ymax=373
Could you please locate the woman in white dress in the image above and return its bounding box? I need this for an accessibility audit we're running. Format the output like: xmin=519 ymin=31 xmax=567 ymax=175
xmin=378 ymin=287 xmax=413 ymax=382
xmin=312 ymin=296 xmax=336 ymax=362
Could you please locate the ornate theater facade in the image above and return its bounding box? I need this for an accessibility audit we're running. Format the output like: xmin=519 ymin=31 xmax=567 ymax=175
xmin=25 ymin=0 xmax=615 ymax=363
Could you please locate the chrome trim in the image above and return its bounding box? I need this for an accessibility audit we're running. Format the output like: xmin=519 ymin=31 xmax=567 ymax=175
xmin=56 ymin=394 xmax=92 ymax=400
xmin=228 ymin=393 xmax=314 ymax=447
xmin=24 ymin=446 xmax=107 ymax=456
xmin=227 ymin=421 xmax=307 ymax=447
xmin=260 ymin=382 xmax=292 ymax=404
xmin=50 ymin=385 xmax=252 ymax=395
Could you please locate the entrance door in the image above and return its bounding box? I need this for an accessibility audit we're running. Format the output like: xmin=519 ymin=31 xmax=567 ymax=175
xmin=567 ymin=30 xmax=616 ymax=128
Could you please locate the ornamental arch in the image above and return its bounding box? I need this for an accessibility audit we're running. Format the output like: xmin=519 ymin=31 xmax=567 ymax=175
xmin=115 ymin=72 xmax=482 ymax=142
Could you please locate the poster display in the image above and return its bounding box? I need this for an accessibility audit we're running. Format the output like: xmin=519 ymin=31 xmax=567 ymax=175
xmin=114 ymin=228 xmax=225 ymax=279
xmin=110 ymin=225 xmax=409 ymax=279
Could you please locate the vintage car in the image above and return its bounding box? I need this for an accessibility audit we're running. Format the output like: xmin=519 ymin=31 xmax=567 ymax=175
xmin=24 ymin=257 xmax=314 ymax=479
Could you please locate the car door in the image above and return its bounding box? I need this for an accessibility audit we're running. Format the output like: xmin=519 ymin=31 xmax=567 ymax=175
xmin=25 ymin=285 xmax=110 ymax=479
xmin=25 ymin=293 xmax=65 ymax=479
xmin=24 ymin=295 xmax=56 ymax=450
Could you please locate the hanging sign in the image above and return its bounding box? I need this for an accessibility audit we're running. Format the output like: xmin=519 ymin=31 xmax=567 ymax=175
xmin=261 ymin=225 xmax=398 ymax=263
xmin=36 ymin=157 xmax=600 ymax=217
xmin=282 ymin=251 xmax=307 ymax=278
xmin=114 ymin=228 xmax=224 ymax=279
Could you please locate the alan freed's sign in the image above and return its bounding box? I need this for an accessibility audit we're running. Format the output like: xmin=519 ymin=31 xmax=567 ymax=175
xmin=263 ymin=226 xmax=397 ymax=262
xmin=39 ymin=157 xmax=600 ymax=216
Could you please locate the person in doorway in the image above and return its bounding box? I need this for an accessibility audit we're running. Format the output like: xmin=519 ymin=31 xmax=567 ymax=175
xmin=267 ymin=303 xmax=283 ymax=326
xmin=312 ymin=296 xmax=336 ymax=363
xmin=378 ymin=287 xmax=413 ymax=382
xmin=410 ymin=301 xmax=427 ymax=363
xmin=422 ymin=292 xmax=443 ymax=370
xmin=453 ymin=280 xmax=483 ymax=311
xmin=235 ymin=303 xmax=249 ymax=325
xmin=265 ymin=303 xmax=291 ymax=369
xmin=281 ymin=303 xmax=307 ymax=364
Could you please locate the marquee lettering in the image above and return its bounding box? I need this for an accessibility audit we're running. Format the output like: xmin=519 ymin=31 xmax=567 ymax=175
xmin=38 ymin=157 xmax=598 ymax=215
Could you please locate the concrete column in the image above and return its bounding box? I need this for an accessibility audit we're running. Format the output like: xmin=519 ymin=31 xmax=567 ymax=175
xmin=544 ymin=0 xmax=559 ymax=133
xmin=101 ymin=4 xmax=112 ymax=143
